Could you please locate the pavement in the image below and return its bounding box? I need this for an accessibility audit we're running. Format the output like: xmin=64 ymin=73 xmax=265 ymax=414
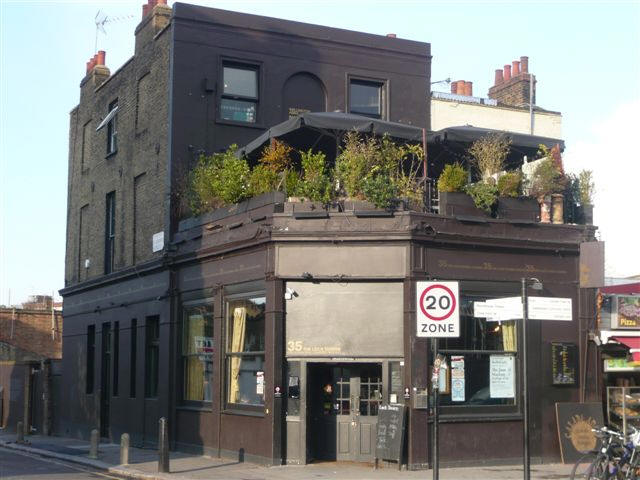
xmin=0 ymin=430 xmax=576 ymax=480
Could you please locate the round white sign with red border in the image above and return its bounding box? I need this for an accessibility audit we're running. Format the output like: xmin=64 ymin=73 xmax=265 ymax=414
xmin=416 ymin=281 xmax=460 ymax=338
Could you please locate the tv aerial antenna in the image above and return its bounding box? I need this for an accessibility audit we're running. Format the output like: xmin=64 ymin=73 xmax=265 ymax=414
xmin=94 ymin=10 xmax=134 ymax=53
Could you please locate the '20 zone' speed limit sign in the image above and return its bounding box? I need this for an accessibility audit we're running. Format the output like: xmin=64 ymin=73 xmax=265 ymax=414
xmin=416 ymin=281 xmax=460 ymax=338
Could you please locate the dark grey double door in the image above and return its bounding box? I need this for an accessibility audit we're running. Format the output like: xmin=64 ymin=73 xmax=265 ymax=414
xmin=310 ymin=363 xmax=382 ymax=462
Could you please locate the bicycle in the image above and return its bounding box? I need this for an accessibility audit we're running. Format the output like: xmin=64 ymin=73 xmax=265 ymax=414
xmin=570 ymin=426 xmax=626 ymax=480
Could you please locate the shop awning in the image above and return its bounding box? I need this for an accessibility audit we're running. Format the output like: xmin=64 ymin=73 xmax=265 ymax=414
xmin=613 ymin=336 xmax=640 ymax=362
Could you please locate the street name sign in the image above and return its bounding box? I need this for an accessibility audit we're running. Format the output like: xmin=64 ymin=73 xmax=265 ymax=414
xmin=416 ymin=281 xmax=460 ymax=338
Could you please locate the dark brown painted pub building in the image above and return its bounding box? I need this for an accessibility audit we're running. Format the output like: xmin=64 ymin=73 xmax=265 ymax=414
xmin=61 ymin=0 xmax=598 ymax=468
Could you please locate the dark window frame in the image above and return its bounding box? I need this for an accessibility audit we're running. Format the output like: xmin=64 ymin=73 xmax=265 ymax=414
xmin=86 ymin=325 xmax=95 ymax=394
xmin=130 ymin=319 xmax=137 ymax=398
xmin=223 ymin=290 xmax=266 ymax=414
xmin=217 ymin=58 xmax=263 ymax=128
xmin=144 ymin=316 xmax=160 ymax=399
xmin=437 ymin=281 xmax=522 ymax=419
xmin=104 ymin=191 xmax=115 ymax=274
xmin=112 ymin=321 xmax=119 ymax=397
xmin=180 ymin=298 xmax=215 ymax=407
xmin=106 ymin=99 xmax=118 ymax=156
xmin=347 ymin=75 xmax=388 ymax=120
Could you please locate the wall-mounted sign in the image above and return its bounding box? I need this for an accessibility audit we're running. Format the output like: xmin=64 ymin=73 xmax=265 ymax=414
xmin=613 ymin=296 xmax=640 ymax=329
xmin=604 ymin=358 xmax=640 ymax=372
xmin=416 ymin=281 xmax=459 ymax=338
xmin=551 ymin=343 xmax=578 ymax=385
xmin=152 ymin=231 xmax=164 ymax=252
xmin=489 ymin=355 xmax=515 ymax=398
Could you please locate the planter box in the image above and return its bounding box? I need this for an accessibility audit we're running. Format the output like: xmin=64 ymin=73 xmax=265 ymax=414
xmin=496 ymin=196 xmax=540 ymax=222
xmin=438 ymin=191 xmax=491 ymax=218
xmin=577 ymin=204 xmax=594 ymax=225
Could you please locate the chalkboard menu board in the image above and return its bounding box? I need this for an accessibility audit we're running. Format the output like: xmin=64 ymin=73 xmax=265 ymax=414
xmin=551 ymin=342 xmax=578 ymax=385
xmin=374 ymin=404 xmax=407 ymax=470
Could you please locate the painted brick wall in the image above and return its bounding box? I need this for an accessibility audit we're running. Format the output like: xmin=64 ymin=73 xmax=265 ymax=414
xmin=64 ymin=6 xmax=171 ymax=287
xmin=0 ymin=308 xmax=62 ymax=359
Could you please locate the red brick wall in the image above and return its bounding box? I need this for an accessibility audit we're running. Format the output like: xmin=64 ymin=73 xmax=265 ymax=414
xmin=0 ymin=308 xmax=62 ymax=359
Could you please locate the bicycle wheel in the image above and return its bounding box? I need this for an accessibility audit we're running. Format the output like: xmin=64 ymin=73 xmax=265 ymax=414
xmin=571 ymin=453 xmax=601 ymax=480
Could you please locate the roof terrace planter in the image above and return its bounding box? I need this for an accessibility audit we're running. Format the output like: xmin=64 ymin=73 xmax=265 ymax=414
xmin=496 ymin=196 xmax=540 ymax=222
xmin=438 ymin=191 xmax=491 ymax=219
xmin=577 ymin=204 xmax=594 ymax=225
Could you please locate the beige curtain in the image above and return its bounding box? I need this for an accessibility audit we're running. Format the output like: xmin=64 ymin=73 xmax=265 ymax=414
xmin=229 ymin=306 xmax=247 ymax=403
xmin=502 ymin=321 xmax=517 ymax=352
xmin=185 ymin=314 xmax=205 ymax=400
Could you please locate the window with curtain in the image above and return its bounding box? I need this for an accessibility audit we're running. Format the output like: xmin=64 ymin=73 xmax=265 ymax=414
xmin=182 ymin=303 xmax=214 ymax=403
xmin=225 ymin=295 xmax=265 ymax=408
xmin=439 ymin=291 xmax=519 ymax=411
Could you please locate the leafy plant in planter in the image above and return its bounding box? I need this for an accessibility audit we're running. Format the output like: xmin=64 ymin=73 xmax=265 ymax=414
xmin=437 ymin=163 xmax=468 ymax=192
xmin=252 ymin=139 xmax=300 ymax=196
xmin=335 ymin=132 xmax=423 ymax=209
xmin=465 ymin=182 xmax=498 ymax=213
xmin=468 ymin=133 xmax=511 ymax=182
xmin=578 ymin=169 xmax=595 ymax=205
xmin=189 ymin=145 xmax=250 ymax=215
xmin=529 ymin=158 xmax=566 ymax=199
xmin=496 ymin=171 xmax=523 ymax=197
xmin=297 ymin=149 xmax=333 ymax=203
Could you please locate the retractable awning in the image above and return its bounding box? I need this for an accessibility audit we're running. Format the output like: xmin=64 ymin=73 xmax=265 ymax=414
xmin=236 ymin=112 xmax=425 ymax=158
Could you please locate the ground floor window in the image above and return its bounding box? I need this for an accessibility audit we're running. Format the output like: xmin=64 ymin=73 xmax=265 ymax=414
xmin=439 ymin=283 xmax=520 ymax=411
xmin=182 ymin=302 xmax=214 ymax=403
xmin=225 ymin=294 xmax=266 ymax=408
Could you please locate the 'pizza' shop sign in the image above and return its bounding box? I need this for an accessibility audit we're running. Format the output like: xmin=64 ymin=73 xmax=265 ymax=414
xmin=416 ymin=281 xmax=460 ymax=338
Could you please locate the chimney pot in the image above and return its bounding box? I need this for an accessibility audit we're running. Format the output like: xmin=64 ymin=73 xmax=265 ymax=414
xmin=86 ymin=61 xmax=91 ymax=74
xmin=494 ymin=69 xmax=504 ymax=86
xmin=386 ymin=33 xmax=397 ymax=38
xmin=504 ymin=64 xmax=512 ymax=82
xmin=520 ymin=56 xmax=529 ymax=74
xmin=464 ymin=81 xmax=473 ymax=97
xmin=157 ymin=0 xmax=167 ymax=3
xmin=97 ymin=50 xmax=106 ymax=66
xmin=456 ymin=80 xmax=466 ymax=95
xmin=512 ymin=60 xmax=520 ymax=76
xmin=451 ymin=82 xmax=458 ymax=94
xmin=142 ymin=4 xmax=150 ymax=17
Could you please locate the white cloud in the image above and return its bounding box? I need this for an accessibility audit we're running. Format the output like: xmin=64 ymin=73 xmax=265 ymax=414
xmin=563 ymin=98 xmax=640 ymax=278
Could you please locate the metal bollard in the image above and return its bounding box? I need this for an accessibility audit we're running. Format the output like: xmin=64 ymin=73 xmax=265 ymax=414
xmin=120 ymin=433 xmax=130 ymax=465
xmin=17 ymin=421 xmax=24 ymax=443
xmin=158 ymin=417 xmax=169 ymax=473
xmin=89 ymin=429 xmax=99 ymax=459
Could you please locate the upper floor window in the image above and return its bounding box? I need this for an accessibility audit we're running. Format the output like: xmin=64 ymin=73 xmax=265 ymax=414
xmin=106 ymin=100 xmax=118 ymax=155
xmin=104 ymin=191 xmax=115 ymax=274
xmin=349 ymin=79 xmax=384 ymax=119
xmin=221 ymin=63 xmax=258 ymax=123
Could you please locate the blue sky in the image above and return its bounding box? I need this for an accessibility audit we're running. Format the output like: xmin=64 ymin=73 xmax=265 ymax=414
xmin=1 ymin=0 xmax=639 ymax=305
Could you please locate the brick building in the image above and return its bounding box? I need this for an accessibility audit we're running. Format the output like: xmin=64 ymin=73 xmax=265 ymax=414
xmin=0 ymin=303 xmax=62 ymax=435
xmin=61 ymin=0 xmax=599 ymax=469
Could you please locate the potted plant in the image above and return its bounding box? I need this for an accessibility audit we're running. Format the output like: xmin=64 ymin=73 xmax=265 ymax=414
xmin=437 ymin=163 xmax=490 ymax=217
xmin=495 ymin=171 xmax=539 ymax=221
xmin=467 ymin=133 xmax=511 ymax=183
xmin=529 ymin=151 xmax=566 ymax=223
xmin=577 ymin=169 xmax=595 ymax=224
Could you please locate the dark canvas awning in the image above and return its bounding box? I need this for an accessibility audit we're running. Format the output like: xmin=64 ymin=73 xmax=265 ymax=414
xmin=430 ymin=125 xmax=565 ymax=151
xmin=237 ymin=112 xmax=425 ymax=158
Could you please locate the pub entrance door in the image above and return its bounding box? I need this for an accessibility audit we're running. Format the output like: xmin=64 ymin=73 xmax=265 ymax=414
xmin=308 ymin=363 xmax=382 ymax=463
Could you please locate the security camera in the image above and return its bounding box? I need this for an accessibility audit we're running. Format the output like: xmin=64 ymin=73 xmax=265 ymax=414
xmin=284 ymin=287 xmax=298 ymax=300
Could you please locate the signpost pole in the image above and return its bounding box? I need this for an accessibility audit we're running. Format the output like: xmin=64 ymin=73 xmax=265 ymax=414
xmin=432 ymin=338 xmax=439 ymax=480
xmin=521 ymin=278 xmax=530 ymax=480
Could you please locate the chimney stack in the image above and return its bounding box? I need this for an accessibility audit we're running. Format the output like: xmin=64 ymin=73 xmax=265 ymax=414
xmin=136 ymin=0 xmax=171 ymax=54
xmin=488 ymin=56 xmax=535 ymax=107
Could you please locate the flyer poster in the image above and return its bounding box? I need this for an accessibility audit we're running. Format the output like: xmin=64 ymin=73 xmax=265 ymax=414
xmin=490 ymin=355 xmax=515 ymax=398
xmin=451 ymin=355 xmax=465 ymax=402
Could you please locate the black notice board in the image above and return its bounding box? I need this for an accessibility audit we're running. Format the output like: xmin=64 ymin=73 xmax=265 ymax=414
xmin=374 ymin=404 xmax=407 ymax=468
xmin=551 ymin=342 xmax=578 ymax=386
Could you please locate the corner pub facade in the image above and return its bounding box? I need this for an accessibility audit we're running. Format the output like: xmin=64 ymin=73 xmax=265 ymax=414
xmin=61 ymin=0 xmax=598 ymax=469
